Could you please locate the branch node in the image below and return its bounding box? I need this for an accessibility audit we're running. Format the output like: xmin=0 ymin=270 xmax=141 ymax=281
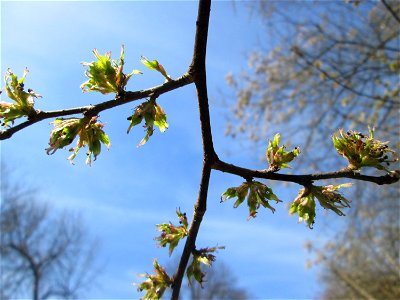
xmin=83 ymin=105 xmax=97 ymax=117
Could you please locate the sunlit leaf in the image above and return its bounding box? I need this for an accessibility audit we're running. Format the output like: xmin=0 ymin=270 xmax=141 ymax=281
xmin=221 ymin=181 xmax=282 ymax=219
xmin=81 ymin=45 xmax=141 ymax=94
xmin=46 ymin=116 xmax=111 ymax=165
xmin=1 ymin=69 xmax=41 ymax=126
xmin=127 ymin=98 xmax=168 ymax=147
xmin=140 ymin=56 xmax=171 ymax=81
xmin=136 ymin=259 xmax=172 ymax=300
xmin=290 ymin=183 xmax=353 ymax=229
xmin=332 ymin=128 xmax=398 ymax=172
xmin=155 ymin=208 xmax=188 ymax=256
xmin=266 ymin=133 xmax=300 ymax=171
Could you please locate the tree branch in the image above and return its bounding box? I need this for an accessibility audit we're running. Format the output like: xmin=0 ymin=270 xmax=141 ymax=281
xmin=213 ymin=159 xmax=400 ymax=186
xmin=171 ymin=1 xmax=214 ymax=299
xmin=170 ymin=162 xmax=212 ymax=300
xmin=9 ymin=243 xmax=41 ymax=300
xmin=189 ymin=0 xmax=217 ymax=161
xmin=381 ymin=0 xmax=400 ymax=24
xmin=0 ymin=73 xmax=193 ymax=140
xmin=292 ymin=46 xmax=399 ymax=105
xmin=3 ymin=1 xmax=399 ymax=299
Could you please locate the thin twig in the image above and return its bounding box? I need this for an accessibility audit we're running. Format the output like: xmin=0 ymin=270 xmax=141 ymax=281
xmin=0 ymin=73 xmax=193 ymax=140
xmin=381 ymin=0 xmax=400 ymax=24
xmin=213 ymin=159 xmax=400 ymax=186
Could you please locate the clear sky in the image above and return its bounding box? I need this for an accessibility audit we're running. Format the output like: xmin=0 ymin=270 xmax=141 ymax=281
xmin=1 ymin=1 xmax=327 ymax=298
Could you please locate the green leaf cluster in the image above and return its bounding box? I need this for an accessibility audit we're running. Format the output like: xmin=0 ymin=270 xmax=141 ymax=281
xmin=290 ymin=183 xmax=352 ymax=229
xmin=267 ymin=133 xmax=300 ymax=171
xmin=155 ymin=208 xmax=188 ymax=256
xmin=138 ymin=209 xmax=224 ymax=298
xmin=46 ymin=116 xmax=111 ymax=165
xmin=186 ymin=246 xmax=225 ymax=287
xmin=289 ymin=189 xmax=316 ymax=229
xmin=127 ymin=98 xmax=168 ymax=147
xmin=332 ymin=128 xmax=398 ymax=172
xmin=140 ymin=56 xmax=171 ymax=82
xmin=311 ymin=183 xmax=352 ymax=216
xmin=80 ymin=46 xmax=141 ymax=94
xmin=221 ymin=180 xmax=282 ymax=219
xmin=1 ymin=69 xmax=41 ymax=126
xmin=136 ymin=259 xmax=172 ymax=300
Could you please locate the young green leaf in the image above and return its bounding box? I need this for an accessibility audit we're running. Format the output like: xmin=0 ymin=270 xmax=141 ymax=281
xmin=311 ymin=183 xmax=352 ymax=216
xmin=154 ymin=103 xmax=168 ymax=132
xmin=155 ymin=208 xmax=188 ymax=256
xmin=81 ymin=45 xmax=141 ymax=94
xmin=186 ymin=246 xmax=225 ymax=287
xmin=140 ymin=56 xmax=171 ymax=82
xmin=289 ymin=188 xmax=317 ymax=229
xmin=332 ymin=128 xmax=398 ymax=172
xmin=46 ymin=116 xmax=111 ymax=165
xmin=127 ymin=98 xmax=169 ymax=147
xmin=266 ymin=133 xmax=300 ymax=171
xmin=221 ymin=181 xmax=282 ymax=219
xmin=290 ymin=183 xmax=352 ymax=229
xmin=136 ymin=259 xmax=172 ymax=300
xmin=1 ymin=69 xmax=41 ymax=126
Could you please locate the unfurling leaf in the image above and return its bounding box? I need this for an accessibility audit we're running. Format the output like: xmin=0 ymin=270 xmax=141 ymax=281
xmin=140 ymin=56 xmax=172 ymax=82
xmin=46 ymin=116 xmax=111 ymax=165
xmin=136 ymin=259 xmax=172 ymax=300
xmin=290 ymin=183 xmax=352 ymax=229
xmin=332 ymin=128 xmax=398 ymax=172
xmin=81 ymin=45 xmax=142 ymax=94
xmin=127 ymin=98 xmax=168 ymax=147
xmin=221 ymin=181 xmax=282 ymax=219
xmin=155 ymin=208 xmax=188 ymax=256
xmin=266 ymin=133 xmax=300 ymax=171
xmin=186 ymin=246 xmax=225 ymax=287
xmin=289 ymin=188 xmax=316 ymax=229
xmin=1 ymin=69 xmax=41 ymax=126
xmin=311 ymin=183 xmax=352 ymax=216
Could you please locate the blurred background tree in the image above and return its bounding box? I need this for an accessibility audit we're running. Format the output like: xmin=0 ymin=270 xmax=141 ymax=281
xmin=165 ymin=259 xmax=250 ymax=300
xmin=226 ymin=0 xmax=399 ymax=298
xmin=0 ymin=167 xmax=100 ymax=300
xmin=308 ymin=184 xmax=399 ymax=299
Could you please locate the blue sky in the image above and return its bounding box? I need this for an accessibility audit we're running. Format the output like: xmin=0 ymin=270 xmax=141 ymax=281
xmin=1 ymin=1 xmax=330 ymax=298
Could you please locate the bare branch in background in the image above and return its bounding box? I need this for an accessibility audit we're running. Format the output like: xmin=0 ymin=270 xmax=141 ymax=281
xmin=0 ymin=168 xmax=100 ymax=300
